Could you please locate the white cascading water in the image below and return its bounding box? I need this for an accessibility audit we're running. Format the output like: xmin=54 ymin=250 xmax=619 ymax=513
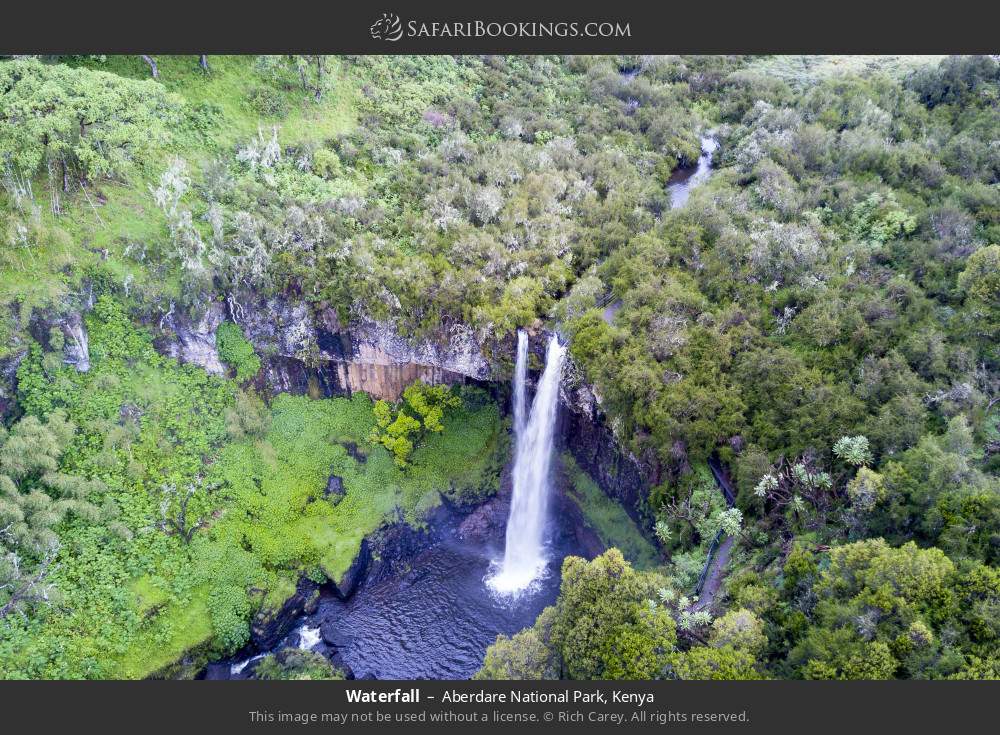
xmin=512 ymin=330 xmax=529 ymax=439
xmin=297 ymin=625 xmax=321 ymax=650
xmin=488 ymin=333 xmax=567 ymax=595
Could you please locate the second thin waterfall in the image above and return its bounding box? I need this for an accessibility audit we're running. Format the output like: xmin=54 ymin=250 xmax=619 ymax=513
xmin=512 ymin=330 xmax=529 ymax=438
xmin=488 ymin=332 xmax=567 ymax=595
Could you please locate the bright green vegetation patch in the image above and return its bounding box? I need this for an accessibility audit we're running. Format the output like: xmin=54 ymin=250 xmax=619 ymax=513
xmin=217 ymin=385 xmax=502 ymax=584
xmin=216 ymin=321 xmax=261 ymax=382
xmin=130 ymin=575 xmax=170 ymax=616
xmin=0 ymin=298 xmax=501 ymax=679
xmin=211 ymin=392 xmax=392 ymax=585
xmin=400 ymin=390 xmax=506 ymax=520
xmin=115 ymin=584 xmax=215 ymax=680
xmin=561 ymin=454 xmax=660 ymax=570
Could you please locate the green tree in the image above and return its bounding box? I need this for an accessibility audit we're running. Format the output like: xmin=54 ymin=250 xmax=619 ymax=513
xmin=0 ymin=411 xmax=103 ymax=618
xmin=370 ymin=382 xmax=460 ymax=467
xmin=958 ymin=245 xmax=1000 ymax=345
xmin=475 ymin=607 xmax=559 ymax=680
xmin=667 ymin=645 xmax=761 ymax=680
xmin=401 ymin=381 xmax=460 ymax=434
xmin=0 ymin=58 xmax=176 ymax=185
xmin=549 ymin=550 xmax=676 ymax=679
xmin=833 ymin=435 xmax=873 ymax=466
xmin=709 ymin=609 xmax=768 ymax=655
xmin=216 ymin=321 xmax=261 ymax=383
xmin=371 ymin=401 xmax=421 ymax=467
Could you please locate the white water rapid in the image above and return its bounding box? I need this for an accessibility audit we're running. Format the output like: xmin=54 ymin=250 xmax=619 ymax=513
xmin=488 ymin=333 xmax=567 ymax=596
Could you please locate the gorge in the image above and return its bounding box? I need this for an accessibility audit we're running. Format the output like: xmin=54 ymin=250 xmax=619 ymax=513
xmin=218 ymin=330 xmax=595 ymax=680
xmin=198 ymin=115 xmax=722 ymax=682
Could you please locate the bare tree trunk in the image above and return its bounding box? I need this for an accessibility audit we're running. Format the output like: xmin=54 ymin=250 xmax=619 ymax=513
xmin=314 ymin=56 xmax=325 ymax=101
xmin=0 ymin=551 xmax=55 ymax=620
xmin=199 ymin=54 xmax=209 ymax=73
xmin=47 ymin=160 xmax=61 ymax=215
xmin=140 ymin=55 xmax=159 ymax=79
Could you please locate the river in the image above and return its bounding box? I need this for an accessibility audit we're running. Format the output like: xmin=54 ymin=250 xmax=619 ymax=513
xmin=667 ymin=135 xmax=719 ymax=209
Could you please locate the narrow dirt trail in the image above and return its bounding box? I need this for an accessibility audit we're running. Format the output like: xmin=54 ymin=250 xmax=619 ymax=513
xmin=693 ymin=455 xmax=738 ymax=611
xmin=693 ymin=535 xmax=733 ymax=611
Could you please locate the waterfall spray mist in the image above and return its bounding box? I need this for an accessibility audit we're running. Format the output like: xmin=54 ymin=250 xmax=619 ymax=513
xmin=488 ymin=333 xmax=567 ymax=596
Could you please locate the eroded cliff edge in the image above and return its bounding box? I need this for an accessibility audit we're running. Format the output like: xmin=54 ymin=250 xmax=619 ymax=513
xmin=4 ymin=295 xmax=655 ymax=537
xmin=159 ymin=297 xmax=492 ymax=401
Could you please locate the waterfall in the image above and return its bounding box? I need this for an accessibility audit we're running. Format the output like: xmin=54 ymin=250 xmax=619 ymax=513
xmin=512 ymin=329 xmax=529 ymax=439
xmin=488 ymin=333 xmax=567 ymax=595
xmin=297 ymin=625 xmax=321 ymax=650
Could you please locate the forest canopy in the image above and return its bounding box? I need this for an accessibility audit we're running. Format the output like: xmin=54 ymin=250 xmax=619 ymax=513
xmin=0 ymin=53 xmax=997 ymax=680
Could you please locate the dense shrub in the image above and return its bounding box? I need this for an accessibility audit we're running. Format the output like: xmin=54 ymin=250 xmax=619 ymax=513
xmin=215 ymin=321 xmax=261 ymax=382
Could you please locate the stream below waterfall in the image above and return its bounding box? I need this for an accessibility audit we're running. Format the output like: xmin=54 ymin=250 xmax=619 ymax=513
xmin=667 ymin=135 xmax=719 ymax=208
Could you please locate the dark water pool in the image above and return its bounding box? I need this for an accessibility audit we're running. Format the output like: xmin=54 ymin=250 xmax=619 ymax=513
xmin=312 ymin=533 xmax=570 ymax=679
xmin=229 ymin=512 xmax=586 ymax=680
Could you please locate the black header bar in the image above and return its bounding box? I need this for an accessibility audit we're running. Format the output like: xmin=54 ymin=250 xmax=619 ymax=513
xmin=2 ymin=0 xmax=999 ymax=54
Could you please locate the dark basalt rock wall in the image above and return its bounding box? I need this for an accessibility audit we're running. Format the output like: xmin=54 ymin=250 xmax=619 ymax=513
xmin=242 ymin=296 xmax=495 ymax=401
xmin=333 ymin=538 xmax=372 ymax=599
xmin=0 ymin=351 xmax=24 ymax=419
xmin=552 ymin=480 xmax=606 ymax=561
xmin=250 ymin=578 xmax=321 ymax=650
xmin=556 ymin=347 xmax=656 ymax=536
xmin=560 ymin=404 xmax=653 ymax=532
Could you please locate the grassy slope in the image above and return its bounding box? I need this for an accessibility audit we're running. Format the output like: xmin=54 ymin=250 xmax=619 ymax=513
xmin=0 ymin=55 xmax=357 ymax=353
xmin=76 ymin=55 xmax=357 ymax=147
xmin=561 ymin=453 xmax=660 ymax=570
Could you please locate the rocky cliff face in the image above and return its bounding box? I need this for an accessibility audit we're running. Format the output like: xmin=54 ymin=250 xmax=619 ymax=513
xmin=3 ymin=293 xmax=653 ymax=542
xmin=558 ymin=354 xmax=655 ymax=533
xmin=162 ymin=296 xmax=493 ymax=401
xmin=1 ymin=305 xmax=92 ymax=418
xmin=250 ymin=578 xmax=320 ymax=650
xmin=0 ymin=351 xmax=23 ymax=418
xmin=159 ymin=301 xmax=227 ymax=376
xmin=518 ymin=329 xmax=655 ymax=534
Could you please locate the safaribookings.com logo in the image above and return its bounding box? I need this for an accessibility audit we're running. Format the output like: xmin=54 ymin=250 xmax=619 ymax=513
xmin=370 ymin=13 xmax=631 ymax=41
xmin=370 ymin=13 xmax=404 ymax=41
